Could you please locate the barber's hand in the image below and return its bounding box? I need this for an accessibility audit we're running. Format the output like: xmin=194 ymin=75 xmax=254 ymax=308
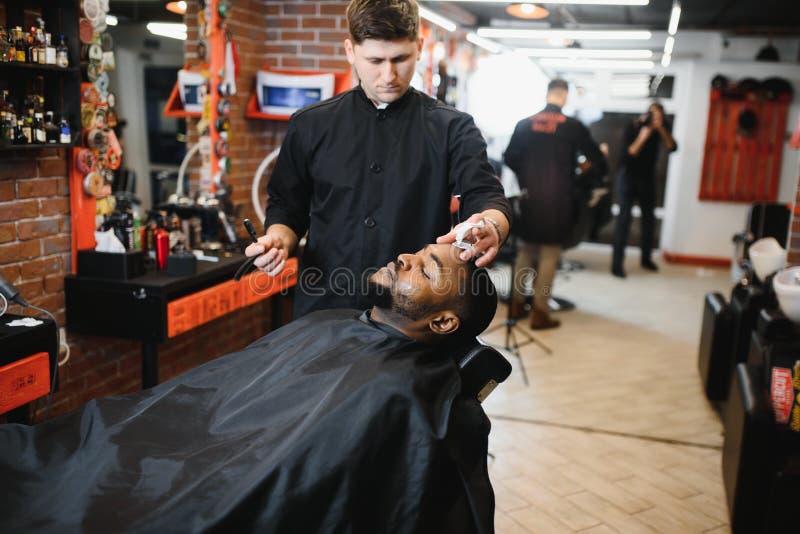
xmin=436 ymin=211 xmax=505 ymax=268
xmin=637 ymin=125 xmax=653 ymax=140
xmin=245 ymin=225 xmax=296 ymax=276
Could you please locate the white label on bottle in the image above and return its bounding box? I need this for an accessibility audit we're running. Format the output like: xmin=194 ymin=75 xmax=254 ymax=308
xmin=46 ymin=47 xmax=56 ymax=65
xmin=36 ymin=129 xmax=45 ymax=143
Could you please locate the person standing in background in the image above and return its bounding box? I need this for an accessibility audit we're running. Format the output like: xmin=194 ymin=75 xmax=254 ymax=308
xmin=611 ymin=102 xmax=677 ymax=278
xmin=504 ymin=79 xmax=607 ymax=329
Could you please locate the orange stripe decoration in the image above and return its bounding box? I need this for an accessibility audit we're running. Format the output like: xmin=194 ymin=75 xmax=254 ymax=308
xmin=167 ymin=257 xmax=298 ymax=338
xmin=0 ymin=352 xmax=51 ymax=415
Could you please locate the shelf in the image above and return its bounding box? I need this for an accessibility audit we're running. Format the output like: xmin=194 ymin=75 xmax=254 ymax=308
xmin=0 ymin=62 xmax=79 ymax=74
xmin=162 ymin=64 xmax=209 ymax=119
xmin=0 ymin=141 xmax=76 ymax=152
xmin=245 ymin=68 xmax=352 ymax=121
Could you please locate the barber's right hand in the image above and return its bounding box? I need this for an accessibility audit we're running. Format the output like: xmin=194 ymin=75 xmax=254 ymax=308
xmin=245 ymin=234 xmax=288 ymax=277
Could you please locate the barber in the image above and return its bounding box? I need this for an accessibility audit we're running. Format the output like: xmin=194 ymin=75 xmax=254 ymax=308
xmin=611 ymin=102 xmax=677 ymax=278
xmin=504 ymin=79 xmax=607 ymax=329
xmin=245 ymin=0 xmax=511 ymax=318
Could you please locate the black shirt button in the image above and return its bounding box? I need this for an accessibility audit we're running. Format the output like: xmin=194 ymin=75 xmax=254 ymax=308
xmin=370 ymin=162 xmax=383 ymax=173
xmin=364 ymin=217 xmax=376 ymax=228
xmin=377 ymin=111 xmax=387 ymax=120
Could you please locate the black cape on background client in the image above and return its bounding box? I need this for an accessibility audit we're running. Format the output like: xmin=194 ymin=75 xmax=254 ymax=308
xmin=0 ymin=309 xmax=493 ymax=534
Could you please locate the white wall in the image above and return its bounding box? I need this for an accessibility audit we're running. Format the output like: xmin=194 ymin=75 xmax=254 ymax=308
xmin=107 ymin=24 xmax=184 ymax=209
xmin=659 ymin=59 xmax=800 ymax=259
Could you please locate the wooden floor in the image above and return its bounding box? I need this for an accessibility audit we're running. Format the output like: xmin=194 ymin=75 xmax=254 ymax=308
xmin=480 ymin=245 xmax=732 ymax=533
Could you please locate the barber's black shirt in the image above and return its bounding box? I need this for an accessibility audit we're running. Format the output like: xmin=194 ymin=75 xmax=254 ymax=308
xmin=266 ymin=86 xmax=511 ymax=317
xmin=504 ymin=103 xmax=607 ymax=244
xmin=619 ymin=119 xmax=677 ymax=183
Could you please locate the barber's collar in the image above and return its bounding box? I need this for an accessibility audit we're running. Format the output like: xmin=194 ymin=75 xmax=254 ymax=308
xmin=359 ymin=310 xmax=413 ymax=341
xmin=355 ymin=84 xmax=415 ymax=117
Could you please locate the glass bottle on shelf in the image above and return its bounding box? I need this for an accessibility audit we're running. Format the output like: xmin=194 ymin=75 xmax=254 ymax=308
xmin=33 ymin=112 xmax=45 ymax=143
xmin=7 ymin=28 xmax=16 ymax=62
xmin=45 ymin=33 xmax=56 ymax=65
xmin=22 ymin=110 xmax=33 ymax=143
xmin=44 ymin=111 xmax=59 ymax=143
xmin=14 ymin=27 xmax=26 ymax=62
xmin=56 ymin=35 xmax=69 ymax=68
xmin=59 ymin=116 xmax=71 ymax=144
xmin=15 ymin=119 xmax=26 ymax=144
xmin=36 ymin=29 xmax=46 ymax=65
xmin=0 ymin=25 xmax=8 ymax=62
xmin=27 ymin=26 xmax=37 ymax=63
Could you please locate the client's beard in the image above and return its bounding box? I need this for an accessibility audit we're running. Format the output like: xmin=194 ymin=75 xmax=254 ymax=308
xmin=365 ymin=280 xmax=434 ymax=321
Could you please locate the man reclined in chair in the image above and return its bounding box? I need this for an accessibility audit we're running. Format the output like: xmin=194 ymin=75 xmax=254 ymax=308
xmin=0 ymin=244 xmax=499 ymax=534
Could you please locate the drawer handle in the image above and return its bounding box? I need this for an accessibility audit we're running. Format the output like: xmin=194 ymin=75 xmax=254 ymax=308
xmin=132 ymin=288 xmax=147 ymax=300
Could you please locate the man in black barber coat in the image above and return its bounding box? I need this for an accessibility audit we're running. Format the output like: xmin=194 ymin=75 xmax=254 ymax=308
xmin=504 ymin=79 xmax=607 ymax=329
xmin=0 ymin=244 xmax=499 ymax=533
xmin=246 ymin=0 xmax=512 ymax=318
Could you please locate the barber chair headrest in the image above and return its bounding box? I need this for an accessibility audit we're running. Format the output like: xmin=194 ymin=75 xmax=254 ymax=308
xmin=455 ymin=342 xmax=512 ymax=403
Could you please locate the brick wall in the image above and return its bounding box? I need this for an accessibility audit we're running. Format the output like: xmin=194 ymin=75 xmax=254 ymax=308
xmin=184 ymin=0 xmax=350 ymax=227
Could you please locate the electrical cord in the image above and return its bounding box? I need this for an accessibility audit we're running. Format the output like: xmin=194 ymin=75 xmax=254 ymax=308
xmin=25 ymin=303 xmax=60 ymax=421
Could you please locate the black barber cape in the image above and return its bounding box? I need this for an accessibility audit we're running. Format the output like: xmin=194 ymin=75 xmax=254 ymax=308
xmin=0 ymin=310 xmax=494 ymax=534
xmin=266 ymin=85 xmax=511 ymax=318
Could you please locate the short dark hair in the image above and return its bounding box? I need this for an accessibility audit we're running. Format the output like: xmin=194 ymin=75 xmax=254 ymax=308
xmin=547 ymin=79 xmax=569 ymax=93
xmin=452 ymin=264 xmax=498 ymax=343
xmin=649 ymin=101 xmax=665 ymax=113
xmin=347 ymin=0 xmax=419 ymax=44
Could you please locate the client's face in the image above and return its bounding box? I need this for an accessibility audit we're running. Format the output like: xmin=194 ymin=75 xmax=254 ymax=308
xmin=368 ymin=244 xmax=468 ymax=320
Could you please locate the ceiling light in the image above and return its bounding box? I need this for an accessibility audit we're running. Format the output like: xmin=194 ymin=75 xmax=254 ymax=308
xmin=146 ymin=22 xmax=187 ymax=40
xmin=668 ymin=1 xmax=681 ymax=35
xmin=506 ymin=3 xmax=550 ymax=19
xmin=663 ymin=36 xmax=674 ymax=55
xmin=419 ymin=6 xmax=457 ymax=32
xmin=105 ymin=14 xmax=118 ymax=26
xmin=514 ymin=47 xmax=652 ymax=59
xmin=477 ymin=28 xmax=652 ymax=40
xmin=539 ymin=58 xmax=654 ymax=69
xmin=661 ymin=53 xmax=671 ymax=67
xmin=425 ymin=0 xmax=649 ymax=5
xmin=166 ymin=1 xmax=187 ymax=15
xmin=466 ymin=32 xmax=502 ymax=53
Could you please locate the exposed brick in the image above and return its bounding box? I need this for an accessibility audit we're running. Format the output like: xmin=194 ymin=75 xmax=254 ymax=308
xmin=21 ymin=258 xmax=46 ymax=279
xmin=44 ymin=274 xmax=64 ymax=293
xmin=0 ymin=181 xmax=14 ymax=201
xmin=42 ymin=235 xmax=70 ymax=255
xmin=17 ymin=178 xmax=58 ymax=199
xmin=17 ymin=218 xmax=60 ymax=240
xmin=0 ymin=264 xmax=20 ymax=283
xmin=318 ymin=31 xmax=348 ymax=43
xmin=16 ymin=279 xmax=44 ymax=301
xmin=282 ymin=57 xmax=317 ymax=68
xmin=37 ymin=157 xmax=68 ymax=178
xmin=302 ymin=17 xmax=337 ymax=29
xmin=302 ymin=44 xmax=336 ymax=55
xmin=0 ymin=223 xmax=14 ymax=244
xmin=281 ymin=30 xmax=312 ymax=41
xmin=319 ymin=58 xmax=351 ymax=71
xmin=39 ymin=197 xmax=70 ymax=216
xmin=0 ymin=240 xmax=40 ymax=264
xmin=0 ymin=159 xmax=36 ymax=179
xmin=265 ymin=43 xmax=299 ymax=54
xmin=320 ymin=4 xmax=347 ymax=16
xmin=0 ymin=199 xmax=39 ymax=222
xmin=266 ymin=17 xmax=298 ymax=29
xmin=56 ymin=177 xmax=69 ymax=196
xmin=283 ymin=3 xmax=316 ymax=15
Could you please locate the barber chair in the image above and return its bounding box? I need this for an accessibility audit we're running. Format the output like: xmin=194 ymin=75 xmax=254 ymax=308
xmin=722 ymin=362 xmax=800 ymax=533
xmin=456 ymin=342 xmax=512 ymax=403
xmin=697 ymin=292 xmax=733 ymax=402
